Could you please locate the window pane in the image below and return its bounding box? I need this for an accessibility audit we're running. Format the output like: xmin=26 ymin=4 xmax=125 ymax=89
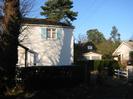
xmin=87 ymin=46 xmax=93 ymax=50
xmin=46 ymin=28 xmax=57 ymax=39
xmin=47 ymin=28 xmax=51 ymax=38
xmin=52 ymin=29 xmax=56 ymax=38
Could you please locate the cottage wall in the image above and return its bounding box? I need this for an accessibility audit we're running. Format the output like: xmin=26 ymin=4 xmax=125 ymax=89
xmin=116 ymin=44 xmax=133 ymax=61
xmin=18 ymin=25 xmax=73 ymax=66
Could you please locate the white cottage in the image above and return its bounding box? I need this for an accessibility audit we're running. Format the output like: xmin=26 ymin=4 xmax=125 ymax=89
xmin=18 ymin=18 xmax=74 ymax=67
xmin=112 ymin=41 xmax=133 ymax=66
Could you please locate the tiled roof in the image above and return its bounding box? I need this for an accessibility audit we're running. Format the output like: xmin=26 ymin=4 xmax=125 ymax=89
xmin=22 ymin=18 xmax=72 ymax=27
xmin=126 ymin=41 xmax=133 ymax=48
xmin=0 ymin=16 xmax=74 ymax=28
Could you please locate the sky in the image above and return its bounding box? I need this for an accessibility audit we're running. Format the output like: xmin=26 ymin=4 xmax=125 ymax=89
xmin=31 ymin=0 xmax=133 ymax=41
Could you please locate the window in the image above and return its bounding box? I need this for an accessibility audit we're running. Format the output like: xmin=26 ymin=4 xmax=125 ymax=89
xmin=47 ymin=28 xmax=56 ymax=39
xmin=87 ymin=46 xmax=93 ymax=50
xmin=41 ymin=27 xmax=61 ymax=40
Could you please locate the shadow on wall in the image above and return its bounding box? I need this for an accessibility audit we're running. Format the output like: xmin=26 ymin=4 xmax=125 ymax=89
xmin=19 ymin=27 xmax=73 ymax=66
xmin=37 ymin=41 xmax=61 ymax=66
xmin=58 ymin=28 xmax=73 ymax=65
xmin=37 ymin=28 xmax=73 ymax=66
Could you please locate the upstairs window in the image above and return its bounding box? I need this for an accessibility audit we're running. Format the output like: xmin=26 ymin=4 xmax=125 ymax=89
xmin=47 ymin=28 xmax=56 ymax=39
xmin=41 ymin=27 xmax=62 ymax=40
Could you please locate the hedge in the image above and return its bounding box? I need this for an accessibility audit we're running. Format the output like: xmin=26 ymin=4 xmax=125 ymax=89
xmin=16 ymin=65 xmax=85 ymax=89
xmin=75 ymin=60 xmax=120 ymax=76
xmin=16 ymin=60 xmax=120 ymax=89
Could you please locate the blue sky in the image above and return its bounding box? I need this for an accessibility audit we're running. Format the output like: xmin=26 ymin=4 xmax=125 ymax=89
xmin=32 ymin=0 xmax=133 ymax=41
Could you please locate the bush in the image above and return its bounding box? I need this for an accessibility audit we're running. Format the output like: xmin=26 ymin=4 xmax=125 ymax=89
xmin=93 ymin=60 xmax=120 ymax=76
xmin=16 ymin=65 xmax=84 ymax=90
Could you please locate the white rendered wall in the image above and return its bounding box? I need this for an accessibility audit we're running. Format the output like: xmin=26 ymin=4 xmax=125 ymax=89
xmin=18 ymin=25 xmax=73 ymax=66
xmin=115 ymin=44 xmax=133 ymax=61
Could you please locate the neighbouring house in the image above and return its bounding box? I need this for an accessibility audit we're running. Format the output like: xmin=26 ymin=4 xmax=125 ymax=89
xmin=16 ymin=18 xmax=74 ymax=67
xmin=112 ymin=41 xmax=133 ymax=66
xmin=74 ymin=41 xmax=102 ymax=61
xmin=83 ymin=52 xmax=102 ymax=60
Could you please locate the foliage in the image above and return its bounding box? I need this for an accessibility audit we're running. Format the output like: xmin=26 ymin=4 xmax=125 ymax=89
xmin=93 ymin=60 xmax=120 ymax=76
xmin=85 ymin=28 xmax=120 ymax=59
xmin=86 ymin=29 xmax=106 ymax=44
xmin=110 ymin=26 xmax=121 ymax=43
xmin=40 ymin=0 xmax=78 ymax=24
xmin=4 ymin=84 xmax=24 ymax=96
xmin=96 ymin=40 xmax=119 ymax=59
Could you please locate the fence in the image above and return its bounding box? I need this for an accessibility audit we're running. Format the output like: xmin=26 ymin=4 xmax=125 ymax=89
xmin=114 ymin=69 xmax=128 ymax=78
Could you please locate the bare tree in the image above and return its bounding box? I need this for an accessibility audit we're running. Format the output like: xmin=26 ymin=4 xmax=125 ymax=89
xmin=20 ymin=0 xmax=35 ymax=17
xmin=0 ymin=0 xmax=35 ymax=17
xmin=19 ymin=0 xmax=36 ymax=43
xmin=78 ymin=34 xmax=88 ymax=43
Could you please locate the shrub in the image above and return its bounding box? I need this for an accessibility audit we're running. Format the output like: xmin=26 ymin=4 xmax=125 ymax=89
xmin=93 ymin=60 xmax=120 ymax=76
xmin=16 ymin=65 xmax=84 ymax=90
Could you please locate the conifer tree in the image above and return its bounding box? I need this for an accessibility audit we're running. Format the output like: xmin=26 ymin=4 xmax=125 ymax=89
xmin=41 ymin=0 xmax=77 ymax=24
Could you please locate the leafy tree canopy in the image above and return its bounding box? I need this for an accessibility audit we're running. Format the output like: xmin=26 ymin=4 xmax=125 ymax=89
xmin=87 ymin=29 xmax=106 ymax=44
xmin=96 ymin=40 xmax=119 ymax=59
xmin=40 ymin=0 xmax=78 ymax=24
xmin=86 ymin=28 xmax=120 ymax=59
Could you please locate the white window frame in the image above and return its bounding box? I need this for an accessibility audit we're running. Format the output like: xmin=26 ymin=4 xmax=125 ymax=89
xmin=87 ymin=46 xmax=93 ymax=50
xmin=46 ymin=28 xmax=57 ymax=39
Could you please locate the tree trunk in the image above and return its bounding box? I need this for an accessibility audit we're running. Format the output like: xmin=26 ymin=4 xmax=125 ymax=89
xmin=0 ymin=0 xmax=21 ymax=87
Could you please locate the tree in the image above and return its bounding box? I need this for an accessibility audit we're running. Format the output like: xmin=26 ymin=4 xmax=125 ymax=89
xmin=20 ymin=0 xmax=35 ymax=17
xmin=77 ymin=34 xmax=88 ymax=43
xmin=110 ymin=26 xmax=121 ymax=43
xmin=0 ymin=0 xmax=35 ymax=17
xmin=87 ymin=29 xmax=106 ymax=44
xmin=40 ymin=0 xmax=78 ymax=24
xmin=0 ymin=0 xmax=21 ymax=87
xmin=96 ymin=40 xmax=118 ymax=59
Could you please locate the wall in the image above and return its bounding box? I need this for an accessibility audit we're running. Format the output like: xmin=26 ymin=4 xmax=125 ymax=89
xmin=18 ymin=25 xmax=73 ymax=66
xmin=83 ymin=53 xmax=102 ymax=60
xmin=116 ymin=44 xmax=133 ymax=61
xmin=113 ymin=43 xmax=133 ymax=67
